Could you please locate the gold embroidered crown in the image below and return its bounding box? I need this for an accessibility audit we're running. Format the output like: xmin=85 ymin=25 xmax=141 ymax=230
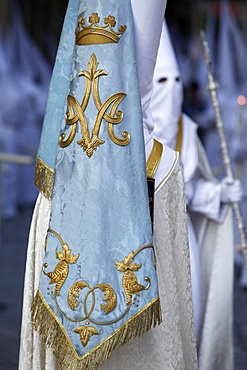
xmin=75 ymin=13 xmax=127 ymax=45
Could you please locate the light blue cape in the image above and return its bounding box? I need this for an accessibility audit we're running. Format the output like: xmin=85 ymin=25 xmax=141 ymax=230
xmin=32 ymin=0 xmax=161 ymax=368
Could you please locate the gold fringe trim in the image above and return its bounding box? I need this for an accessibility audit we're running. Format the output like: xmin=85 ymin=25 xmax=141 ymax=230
xmin=31 ymin=290 xmax=162 ymax=370
xmin=34 ymin=157 xmax=55 ymax=200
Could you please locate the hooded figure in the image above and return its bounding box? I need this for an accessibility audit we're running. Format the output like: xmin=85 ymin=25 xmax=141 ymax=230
xmin=151 ymin=20 xmax=243 ymax=370
xmin=19 ymin=1 xmax=198 ymax=369
xmin=0 ymin=25 xmax=23 ymax=219
xmin=217 ymin=0 xmax=247 ymax=289
xmin=5 ymin=0 xmax=51 ymax=206
xmin=0 ymin=1 xmax=51 ymax=218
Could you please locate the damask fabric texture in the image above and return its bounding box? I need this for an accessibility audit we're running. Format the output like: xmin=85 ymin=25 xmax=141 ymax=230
xmin=18 ymin=0 xmax=198 ymax=367
xmin=101 ymin=158 xmax=198 ymax=370
xmin=19 ymin=159 xmax=198 ymax=370
xmin=19 ymin=195 xmax=59 ymax=370
xmin=30 ymin=0 xmax=162 ymax=367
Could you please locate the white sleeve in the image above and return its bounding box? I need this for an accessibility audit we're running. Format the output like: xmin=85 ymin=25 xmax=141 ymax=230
xmin=130 ymin=0 xmax=167 ymax=132
xmin=186 ymin=173 xmax=228 ymax=223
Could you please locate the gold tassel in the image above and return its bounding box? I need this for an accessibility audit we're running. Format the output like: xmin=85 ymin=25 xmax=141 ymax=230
xmin=34 ymin=157 xmax=55 ymax=200
xmin=31 ymin=290 xmax=162 ymax=370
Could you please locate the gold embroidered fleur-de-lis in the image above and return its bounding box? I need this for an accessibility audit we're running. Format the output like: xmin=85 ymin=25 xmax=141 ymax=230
xmin=43 ymin=242 xmax=79 ymax=297
xmin=74 ymin=325 xmax=99 ymax=346
xmin=59 ymin=54 xmax=130 ymax=157
xmin=116 ymin=251 xmax=147 ymax=306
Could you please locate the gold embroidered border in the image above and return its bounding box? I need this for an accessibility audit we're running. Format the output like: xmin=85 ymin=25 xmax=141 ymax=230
xmin=175 ymin=115 xmax=183 ymax=156
xmin=31 ymin=290 xmax=161 ymax=369
xmin=34 ymin=157 xmax=54 ymax=200
xmin=146 ymin=139 xmax=163 ymax=179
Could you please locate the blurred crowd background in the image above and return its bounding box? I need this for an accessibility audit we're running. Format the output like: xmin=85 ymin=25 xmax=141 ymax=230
xmin=1 ymin=0 xmax=247 ymax=245
xmin=0 ymin=0 xmax=247 ymax=368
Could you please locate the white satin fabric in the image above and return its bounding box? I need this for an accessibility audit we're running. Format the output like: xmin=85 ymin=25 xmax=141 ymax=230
xmin=191 ymin=137 xmax=234 ymax=370
xmin=178 ymin=116 xmax=233 ymax=370
xmin=195 ymin=206 xmax=234 ymax=370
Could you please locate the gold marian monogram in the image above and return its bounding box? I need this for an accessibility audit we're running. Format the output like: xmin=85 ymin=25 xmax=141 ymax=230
xmin=43 ymin=229 xmax=152 ymax=348
xmin=59 ymin=54 xmax=130 ymax=157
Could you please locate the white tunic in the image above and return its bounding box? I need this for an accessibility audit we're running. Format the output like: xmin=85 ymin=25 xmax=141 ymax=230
xmin=181 ymin=114 xmax=234 ymax=370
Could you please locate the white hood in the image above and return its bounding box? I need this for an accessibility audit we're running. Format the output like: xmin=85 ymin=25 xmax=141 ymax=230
xmin=151 ymin=20 xmax=183 ymax=149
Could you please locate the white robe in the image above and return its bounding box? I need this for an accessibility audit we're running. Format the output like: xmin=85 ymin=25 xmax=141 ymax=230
xmin=181 ymin=114 xmax=234 ymax=370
